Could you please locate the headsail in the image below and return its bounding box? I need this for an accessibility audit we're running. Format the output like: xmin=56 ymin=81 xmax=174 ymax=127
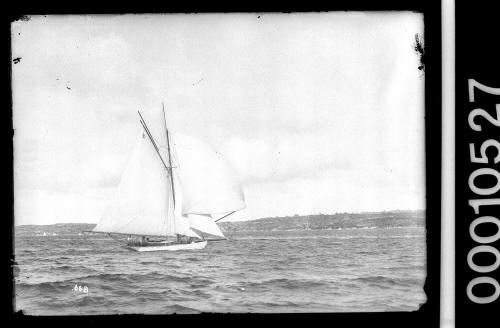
xmin=170 ymin=133 xmax=246 ymax=215
xmin=171 ymin=166 xmax=200 ymax=238
xmin=187 ymin=214 xmax=226 ymax=240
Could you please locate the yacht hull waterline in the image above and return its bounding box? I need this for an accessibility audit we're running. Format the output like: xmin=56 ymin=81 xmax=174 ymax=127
xmin=125 ymin=240 xmax=208 ymax=252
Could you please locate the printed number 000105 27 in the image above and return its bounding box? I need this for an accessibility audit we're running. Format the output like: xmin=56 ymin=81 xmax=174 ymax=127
xmin=466 ymin=79 xmax=500 ymax=304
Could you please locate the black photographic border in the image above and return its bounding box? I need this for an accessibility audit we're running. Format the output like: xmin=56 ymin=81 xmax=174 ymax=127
xmin=5 ymin=1 xmax=441 ymax=327
xmin=456 ymin=2 xmax=500 ymax=327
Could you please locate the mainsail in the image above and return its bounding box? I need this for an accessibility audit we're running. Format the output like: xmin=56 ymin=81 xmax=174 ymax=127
xmin=93 ymin=130 xmax=180 ymax=236
xmin=93 ymin=106 xmax=245 ymax=240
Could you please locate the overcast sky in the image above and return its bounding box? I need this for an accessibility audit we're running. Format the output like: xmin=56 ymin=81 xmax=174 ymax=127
xmin=12 ymin=13 xmax=424 ymax=225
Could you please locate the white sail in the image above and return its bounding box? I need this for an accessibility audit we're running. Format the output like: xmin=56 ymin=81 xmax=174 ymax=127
xmin=93 ymin=131 xmax=178 ymax=237
xmin=187 ymin=214 xmax=226 ymax=239
xmin=170 ymin=133 xmax=246 ymax=215
xmin=171 ymin=166 xmax=201 ymax=238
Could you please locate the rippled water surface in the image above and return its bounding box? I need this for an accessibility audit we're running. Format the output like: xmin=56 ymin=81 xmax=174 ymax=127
xmin=15 ymin=227 xmax=426 ymax=314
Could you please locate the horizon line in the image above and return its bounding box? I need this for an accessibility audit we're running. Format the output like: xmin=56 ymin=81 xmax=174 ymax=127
xmin=15 ymin=208 xmax=425 ymax=227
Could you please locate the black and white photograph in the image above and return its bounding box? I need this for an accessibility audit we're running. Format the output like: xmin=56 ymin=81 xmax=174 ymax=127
xmin=12 ymin=12 xmax=429 ymax=315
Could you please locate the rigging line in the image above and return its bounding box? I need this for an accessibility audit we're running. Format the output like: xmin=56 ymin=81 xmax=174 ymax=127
xmin=138 ymin=114 xmax=170 ymax=175
xmin=214 ymin=211 xmax=236 ymax=223
xmin=141 ymin=120 xmax=158 ymax=151
xmin=138 ymin=112 xmax=160 ymax=152
xmin=84 ymin=230 xmax=171 ymax=238
xmin=162 ymin=103 xmax=176 ymax=210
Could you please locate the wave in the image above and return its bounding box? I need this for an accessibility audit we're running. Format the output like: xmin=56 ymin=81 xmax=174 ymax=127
xmin=16 ymin=280 xmax=71 ymax=295
xmin=232 ymin=234 xmax=423 ymax=241
xmin=162 ymin=304 xmax=202 ymax=314
xmin=15 ymin=271 xmax=203 ymax=289
xmin=352 ymin=275 xmax=424 ymax=288
xmin=239 ymin=277 xmax=328 ymax=290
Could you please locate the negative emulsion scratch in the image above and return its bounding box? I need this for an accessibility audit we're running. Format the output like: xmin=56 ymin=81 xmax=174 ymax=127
xmin=192 ymin=78 xmax=204 ymax=86
xmin=414 ymin=34 xmax=425 ymax=72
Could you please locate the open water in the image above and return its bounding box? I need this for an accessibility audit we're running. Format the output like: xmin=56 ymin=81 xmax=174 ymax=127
xmin=14 ymin=226 xmax=426 ymax=314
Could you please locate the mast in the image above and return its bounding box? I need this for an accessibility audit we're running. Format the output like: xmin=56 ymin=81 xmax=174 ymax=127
xmin=162 ymin=103 xmax=176 ymax=210
xmin=162 ymin=103 xmax=178 ymax=240
xmin=138 ymin=111 xmax=170 ymax=174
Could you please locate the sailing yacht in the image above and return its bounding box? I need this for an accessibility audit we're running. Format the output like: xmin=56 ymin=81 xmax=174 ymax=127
xmin=86 ymin=104 xmax=246 ymax=252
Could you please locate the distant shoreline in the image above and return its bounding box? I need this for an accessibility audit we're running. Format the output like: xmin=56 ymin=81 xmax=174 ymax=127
xmin=15 ymin=209 xmax=425 ymax=234
xmin=15 ymin=209 xmax=424 ymax=227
